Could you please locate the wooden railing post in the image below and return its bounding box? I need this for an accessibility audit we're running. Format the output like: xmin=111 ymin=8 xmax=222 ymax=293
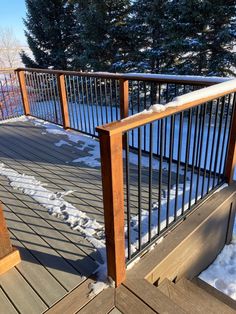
xmin=225 ymin=95 xmax=236 ymax=184
xmin=119 ymin=79 xmax=129 ymax=119
xmin=57 ymin=73 xmax=70 ymax=129
xmin=0 ymin=202 xmax=21 ymax=275
xmin=16 ymin=70 xmax=30 ymax=115
xmin=96 ymin=128 xmax=126 ymax=286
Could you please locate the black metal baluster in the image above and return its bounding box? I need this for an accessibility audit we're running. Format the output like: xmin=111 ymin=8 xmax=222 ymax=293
xmin=167 ymin=115 xmax=174 ymax=227
xmin=148 ymin=123 xmax=153 ymax=242
xmin=138 ymin=126 xmax=142 ymax=251
xmin=175 ymin=112 xmax=183 ymax=219
xmin=218 ymin=95 xmax=231 ymax=183
xmin=125 ymin=131 xmax=131 ymax=260
xmin=207 ymin=99 xmax=220 ymax=192
xmin=189 ymin=106 xmax=200 ymax=206
xmin=75 ymin=76 xmax=83 ymax=131
xmin=80 ymin=77 xmax=88 ymax=133
xmin=183 ymin=108 xmax=192 ymax=212
xmin=201 ymin=102 xmax=213 ymax=197
xmin=195 ymin=103 xmax=207 ymax=202
xmin=212 ymin=97 xmax=225 ymax=187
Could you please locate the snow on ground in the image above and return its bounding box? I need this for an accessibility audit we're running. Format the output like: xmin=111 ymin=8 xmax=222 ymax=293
xmin=199 ymin=220 xmax=236 ymax=300
xmin=1 ymin=115 xmax=236 ymax=300
xmin=0 ymin=162 xmax=110 ymax=296
xmin=0 ymin=115 xmax=27 ymax=124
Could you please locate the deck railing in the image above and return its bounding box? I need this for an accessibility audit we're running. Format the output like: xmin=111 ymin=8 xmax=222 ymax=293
xmin=96 ymin=79 xmax=236 ymax=286
xmin=1 ymin=67 xmax=235 ymax=288
xmin=13 ymin=68 xmax=227 ymax=135
xmin=0 ymin=69 xmax=24 ymax=121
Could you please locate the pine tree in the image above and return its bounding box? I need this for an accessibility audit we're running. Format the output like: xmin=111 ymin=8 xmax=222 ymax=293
xmin=21 ymin=0 xmax=77 ymax=69
xmin=129 ymin=0 xmax=173 ymax=73
xmin=168 ymin=0 xmax=236 ymax=76
xmin=73 ymin=0 xmax=131 ymax=72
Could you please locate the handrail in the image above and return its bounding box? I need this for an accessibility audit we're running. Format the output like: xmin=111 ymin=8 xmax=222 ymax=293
xmin=96 ymin=78 xmax=236 ymax=286
xmin=96 ymin=79 xmax=236 ymax=136
xmin=15 ymin=67 xmax=232 ymax=86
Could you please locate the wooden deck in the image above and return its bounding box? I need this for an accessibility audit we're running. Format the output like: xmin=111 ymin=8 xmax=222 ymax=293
xmin=0 ymin=119 xmax=176 ymax=313
xmin=0 ymin=119 xmax=107 ymax=313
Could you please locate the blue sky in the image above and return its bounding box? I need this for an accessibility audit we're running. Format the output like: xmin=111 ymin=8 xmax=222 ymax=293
xmin=0 ymin=0 xmax=27 ymax=45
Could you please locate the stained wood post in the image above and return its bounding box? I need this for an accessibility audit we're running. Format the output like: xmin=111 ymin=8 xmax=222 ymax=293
xmin=96 ymin=128 xmax=126 ymax=286
xmin=57 ymin=73 xmax=70 ymax=129
xmin=120 ymin=79 xmax=129 ymax=149
xmin=16 ymin=70 xmax=30 ymax=115
xmin=0 ymin=202 xmax=20 ymax=275
xmin=225 ymin=95 xmax=236 ymax=184
xmin=119 ymin=79 xmax=129 ymax=119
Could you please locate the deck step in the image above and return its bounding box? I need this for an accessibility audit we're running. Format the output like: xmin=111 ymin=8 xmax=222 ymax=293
xmin=176 ymin=278 xmax=235 ymax=313
xmin=158 ymin=278 xmax=235 ymax=314
xmin=192 ymin=277 xmax=236 ymax=310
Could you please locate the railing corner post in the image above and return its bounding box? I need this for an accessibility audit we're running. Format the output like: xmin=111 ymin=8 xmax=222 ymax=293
xmin=57 ymin=73 xmax=70 ymax=129
xmin=16 ymin=69 xmax=30 ymax=116
xmin=97 ymin=128 xmax=126 ymax=287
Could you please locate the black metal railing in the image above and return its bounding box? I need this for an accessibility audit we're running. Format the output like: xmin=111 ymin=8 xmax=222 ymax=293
xmin=0 ymin=70 xmax=24 ymax=121
xmin=24 ymin=71 xmax=63 ymax=125
xmin=123 ymin=92 xmax=236 ymax=263
xmin=65 ymin=74 xmax=121 ymax=136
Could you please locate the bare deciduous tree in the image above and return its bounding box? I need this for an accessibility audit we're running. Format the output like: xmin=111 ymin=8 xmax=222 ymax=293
xmin=0 ymin=27 xmax=23 ymax=68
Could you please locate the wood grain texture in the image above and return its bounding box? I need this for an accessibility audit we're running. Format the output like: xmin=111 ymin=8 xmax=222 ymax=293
xmin=0 ymin=287 xmax=18 ymax=314
xmin=0 ymin=248 xmax=20 ymax=276
xmin=176 ymin=278 xmax=234 ymax=313
xmin=45 ymin=278 xmax=95 ymax=314
xmin=16 ymin=70 xmax=30 ymax=115
xmin=116 ymin=286 xmax=156 ymax=314
xmin=0 ymin=267 xmax=47 ymax=314
xmin=119 ymin=79 xmax=129 ymax=119
xmin=57 ymin=73 xmax=70 ymax=129
xmin=78 ymin=288 xmax=114 ymax=314
xmin=99 ymin=132 xmax=126 ymax=286
xmin=193 ymin=278 xmax=236 ymax=310
xmin=123 ymin=278 xmax=185 ymax=314
xmin=0 ymin=202 xmax=13 ymax=258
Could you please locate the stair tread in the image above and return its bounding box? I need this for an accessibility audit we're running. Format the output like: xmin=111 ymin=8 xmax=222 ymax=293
xmin=193 ymin=277 xmax=236 ymax=310
xmin=158 ymin=279 xmax=210 ymax=314
xmin=176 ymin=278 xmax=235 ymax=314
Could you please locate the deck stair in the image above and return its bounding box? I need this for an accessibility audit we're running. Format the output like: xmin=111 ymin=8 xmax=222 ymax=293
xmin=158 ymin=278 xmax=236 ymax=313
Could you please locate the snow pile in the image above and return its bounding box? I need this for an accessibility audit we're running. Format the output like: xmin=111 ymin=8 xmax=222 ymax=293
xmin=30 ymin=117 xmax=101 ymax=167
xmin=121 ymin=79 xmax=236 ymax=122
xmin=167 ymin=79 xmax=236 ymax=107
xmin=199 ymin=221 xmax=236 ymax=300
xmin=0 ymin=162 xmax=109 ymax=296
xmin=0 ymin=115 xmax=27 ymax=124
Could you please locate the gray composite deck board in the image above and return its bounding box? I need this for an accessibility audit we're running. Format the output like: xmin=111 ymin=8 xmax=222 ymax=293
xmin=0 ymin=287 xmax=18 ymax=314
xmin=0 ymin=120 xmax=179 ymax=313
xmin=0 ymin=168 xmax=103 ymax=263
xmin=0 ymin=121 xmax=177 ymax=216
xmin=0 ymin=266 xmax=48 ymax=314
xmin=0 ymin=183 xmax=99 ymax=277
xmin=10 ymin=234 xmax=67 ymax=307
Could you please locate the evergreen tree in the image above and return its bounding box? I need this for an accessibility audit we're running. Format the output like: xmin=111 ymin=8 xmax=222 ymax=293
xmin=129 ymin=0 xmax=173 ymax=73
xmin=21 ymin=0 xmax=77 ymax=69
xmin=73 ymin=0 xmax=131 ymax=72
xmin=167 ymin=0 xmax=236 ymax=76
